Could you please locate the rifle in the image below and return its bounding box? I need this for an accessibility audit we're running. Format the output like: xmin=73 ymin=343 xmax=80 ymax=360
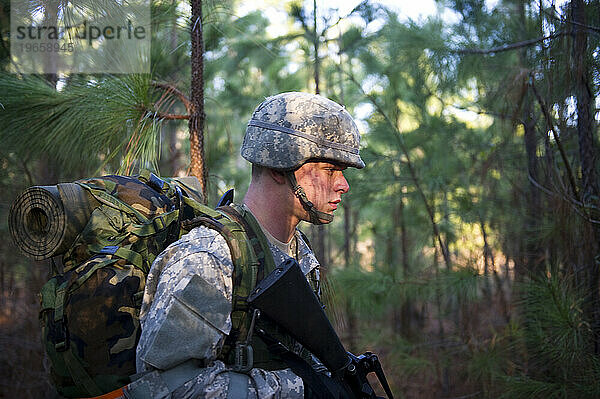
xmin=247 ymin=258 xmax=394 ymax=399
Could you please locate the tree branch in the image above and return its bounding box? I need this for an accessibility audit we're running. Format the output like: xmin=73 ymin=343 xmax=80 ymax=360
xmin=540 ymin=7 xmax=600 ymax=36
xmin=341 ymin=67 xmax=452 ymax=269
xmin=425 ymin=87 xmax=514 ymax=121
xmin=151 ymin=81 xmax=192 ymax=114
xmin=528 ymin=77 xmax=580 ymax=202
xmin=147 ymin=111 xmax=190 ymax=120
xmin=453 ymin=31 xmax=565 ymax=55
xmin=528 ymin=173 xmax=600 ymax=225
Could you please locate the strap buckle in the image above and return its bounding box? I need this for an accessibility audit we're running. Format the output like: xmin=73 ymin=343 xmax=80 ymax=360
xmin=153 ymin=215 xmax=166 ymax=231
xmin=232 ymin=309 xmax=260 ymax=372
xmin=54 ymin=317 xmax=69 ymax=352
xmin=232 ymin=343 xmax=254 ymax=373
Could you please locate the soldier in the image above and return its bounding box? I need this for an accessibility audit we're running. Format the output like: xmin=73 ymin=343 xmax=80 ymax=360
xmin=133 ymin=92 xmax=364 ymax=398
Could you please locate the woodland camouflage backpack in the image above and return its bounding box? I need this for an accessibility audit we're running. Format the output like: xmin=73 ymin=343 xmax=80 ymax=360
xmin=35 ymin=172 xmax=271 ymax=398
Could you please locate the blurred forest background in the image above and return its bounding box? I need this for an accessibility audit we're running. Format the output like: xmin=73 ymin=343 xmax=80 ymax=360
xmin=1 ymin=0 xmax=599 ymax=397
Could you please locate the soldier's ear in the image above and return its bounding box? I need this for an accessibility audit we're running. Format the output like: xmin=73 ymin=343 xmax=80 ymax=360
xmin=268 ymin=169 xmax=287 ymax=185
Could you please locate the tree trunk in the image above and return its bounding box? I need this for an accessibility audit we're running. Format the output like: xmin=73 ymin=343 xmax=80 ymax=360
xmin=518 ymin=0 xmax=543 ymax=278
xmin=43 ymin=0 xmax=59 ymax=86
xmin=434 ymin=236 xmax=450 ymax=396
xmin=571 ymin=0 xmax=600 ymax=354
xmin=397 ymin=190 xmax=413 ymax=338
xmin=479 ymin=217 xmax=492 ymax=301
xmin=168 ymin=0 xmax=183 ymax=176
xmin=571 ymin=0 xmax=598 ymax=209
xmin=480 ymin=217 xmax=510 ymax=321
xmin=522 ymin=104 xmax=542 ymax=276
xmin=189 ymin=0 xmax=207 ymax=202
xmin=313 ymin=0 xmax=320 ymax=94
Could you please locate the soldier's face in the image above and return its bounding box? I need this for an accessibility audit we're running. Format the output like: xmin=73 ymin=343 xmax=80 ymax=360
xmin=293 ymin=161 xmax=349 ymax=223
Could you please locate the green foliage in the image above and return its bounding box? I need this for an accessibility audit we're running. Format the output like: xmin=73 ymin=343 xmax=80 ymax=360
xmin=469 ymin=274 xmax=600 ymax=399
xmin=0 ymin=73 xmax=160 ymax=173
xmin=2 ymin=0 xmax=600 ymax=397
xmin=331 ymin=265 xmax=482 ymax=316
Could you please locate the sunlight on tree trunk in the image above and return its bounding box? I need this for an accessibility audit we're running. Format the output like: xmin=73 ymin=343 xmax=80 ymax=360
xmin=189 ymin=0 xmax=207 ymax=203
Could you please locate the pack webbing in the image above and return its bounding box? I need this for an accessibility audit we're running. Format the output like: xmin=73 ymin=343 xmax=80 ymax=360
xmin=63 ymin=348 xmax=103 ymax=397
xmin=219 ymin=204 xmax=276 ymax=284
xmin=77 ymin=183 xmax=149 ymax=224
xmin=129 ymin=210 xmax=179 ymax=237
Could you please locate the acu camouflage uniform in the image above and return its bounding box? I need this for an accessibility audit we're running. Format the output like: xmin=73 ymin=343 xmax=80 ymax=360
xmin=135 ymin=92 xmax=364 ymax=398
xmin=135 ymin=205 xmax=320 ymax=398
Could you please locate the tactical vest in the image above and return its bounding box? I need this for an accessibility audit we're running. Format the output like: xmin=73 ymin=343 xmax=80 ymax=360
xmin=34 ymin=173 xmax=318 ymax=398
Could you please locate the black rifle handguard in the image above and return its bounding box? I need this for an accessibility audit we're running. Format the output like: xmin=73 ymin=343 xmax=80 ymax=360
xmin=247 ymin=258 xmax=351 ymax=374
xmin=247 ymin=258 xmax=394 ymax=399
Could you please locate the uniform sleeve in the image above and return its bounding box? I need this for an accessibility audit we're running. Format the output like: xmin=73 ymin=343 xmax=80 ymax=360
xmin=135 ymin=226 xmax=304 ymax=399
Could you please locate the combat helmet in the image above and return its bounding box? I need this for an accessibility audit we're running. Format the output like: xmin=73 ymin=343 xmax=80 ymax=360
xmin=241 ymin=92 xmax=364 ymax=170
xmin=241 ymin=92 xmax=364 ymax=224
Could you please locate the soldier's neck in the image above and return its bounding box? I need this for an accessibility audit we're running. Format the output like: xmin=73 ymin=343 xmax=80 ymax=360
xmin=243 ymin=183 xmax=298 ymax=243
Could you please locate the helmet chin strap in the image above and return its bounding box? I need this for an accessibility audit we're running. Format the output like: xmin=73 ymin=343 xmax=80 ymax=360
xmin=286 ymin=171 xmax=334 ymax=225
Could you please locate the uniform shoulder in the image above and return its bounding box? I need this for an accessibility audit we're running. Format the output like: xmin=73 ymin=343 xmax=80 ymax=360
xmin=151 ymin=225 xmax=232 ymax=276
xmin=295 ymin=228 xmax=312 ymax=251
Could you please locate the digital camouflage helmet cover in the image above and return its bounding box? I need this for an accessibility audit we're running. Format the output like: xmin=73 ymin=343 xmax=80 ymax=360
xmin=241 ymin=92 xmax=364 ymax=170
xmin=241 ymin=92 xmax=364 ymax=224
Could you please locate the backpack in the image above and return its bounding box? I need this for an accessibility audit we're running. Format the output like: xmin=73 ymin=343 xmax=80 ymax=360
xmin=33 ymin=172 xmax=270 ymax=398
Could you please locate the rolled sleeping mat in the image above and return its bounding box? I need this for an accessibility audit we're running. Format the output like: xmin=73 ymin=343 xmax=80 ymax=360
xmin=9 ymin=183 xmax=98 ymax=260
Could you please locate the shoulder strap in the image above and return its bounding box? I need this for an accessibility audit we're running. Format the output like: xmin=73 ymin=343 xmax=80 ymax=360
xmin=175 ymin=200 xmax=278 ymax=364
xmin=179 ymin=202 xmax=259 ymax=277
xmin=218 ymin=204 xmax=276 ymax=282
xmin=210 ymin=204 xmax=278 ymax=364
xmin=178 ymin=201 xmax=274 ymax=312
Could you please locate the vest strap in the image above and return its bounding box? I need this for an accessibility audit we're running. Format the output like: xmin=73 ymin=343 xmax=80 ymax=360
xmin=215 ymin=204 xmax=276 ymax=365
xmin=218 ymin=204 xmax=276 ymax=282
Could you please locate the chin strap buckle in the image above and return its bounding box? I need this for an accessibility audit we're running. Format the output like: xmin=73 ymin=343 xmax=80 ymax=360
xmin=286 ymin=171 xmax=333 ymax=224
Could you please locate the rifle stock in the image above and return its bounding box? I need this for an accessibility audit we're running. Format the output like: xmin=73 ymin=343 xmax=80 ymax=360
xmin=247 ymin=258 xmax=394 ymax=399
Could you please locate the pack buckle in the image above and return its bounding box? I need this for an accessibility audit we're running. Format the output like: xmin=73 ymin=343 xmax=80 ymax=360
xmin=232 ymin=309 xmax=260 ymax=372
xmin=233 ymin=343 xmax=254 ymax=373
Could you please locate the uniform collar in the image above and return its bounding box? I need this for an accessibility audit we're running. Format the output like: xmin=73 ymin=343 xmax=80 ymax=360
xmin=241 ymin=204 xmax=319 ymax=275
